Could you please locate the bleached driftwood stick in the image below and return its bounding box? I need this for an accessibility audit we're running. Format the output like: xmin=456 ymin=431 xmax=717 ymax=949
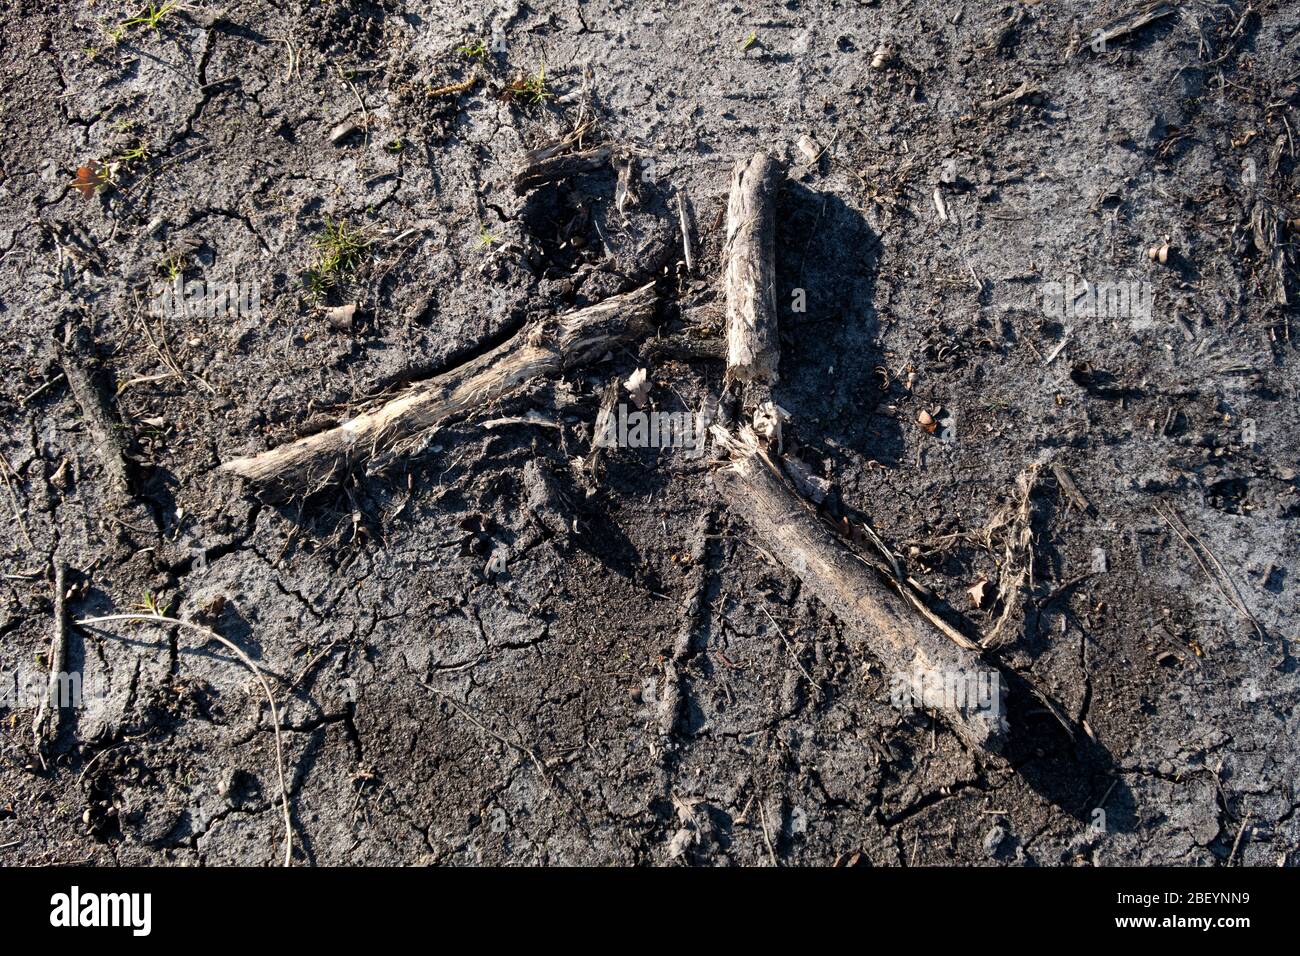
xmin=724 ymin=151 xmax=780 ymax=387
xmin=712 ymin=428 xmax=1007 ymax=755
xmin=222 ymin=284 xmax=657 ymax=500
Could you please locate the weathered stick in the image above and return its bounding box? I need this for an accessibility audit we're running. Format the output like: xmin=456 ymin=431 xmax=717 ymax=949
xmin=222 ymin=283 xmax=657 ymax=499
xmin=1074 ymin=2 xmax=1174 ymax=57
xmin=712 ymin=429 xmax=1007 ymax=755
xmin=676 ymin=190 xmax=696 ymax=275
xmin=31 ymin=559 xmax=69 ymax=753
xmin=514 ymin=144 xmax=612 ymax=195
xmin=724 ymin=151 xmax=780 ymax=386
xmin=59 ymin=343 xmax=134 ymax=498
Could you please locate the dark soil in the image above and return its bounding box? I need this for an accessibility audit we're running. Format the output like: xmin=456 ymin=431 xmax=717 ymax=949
xmin=1 ymin=0 xmax=1298 ymax=865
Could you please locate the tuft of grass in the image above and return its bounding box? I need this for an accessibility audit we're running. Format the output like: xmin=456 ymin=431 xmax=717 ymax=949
xmin=307 ymin=218 xmax=370 ymax=297
xmin=457 ymin=37 xmax=489 ymax=60
xmin=475 ymin=224 xmax=498 ymax=250
xmin=507 ymin=62 xmax=553 ymax=106
xmin=121 ymin=3 xmax=176 ymax=33
xmin=163 ymin=252 xmax=188 ymax=280
xmin=133 ymin=592 xmax=174 ymax=616
xmin=117 ymin=141 xmax=149 ymax=164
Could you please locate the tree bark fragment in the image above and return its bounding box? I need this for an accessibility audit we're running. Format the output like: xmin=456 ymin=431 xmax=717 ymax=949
xmin=514 ymin=145 xmax=613 ymax=195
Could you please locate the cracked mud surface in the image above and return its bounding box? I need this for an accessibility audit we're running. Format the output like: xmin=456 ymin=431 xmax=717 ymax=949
xmin=1 ymin=0 xmax=1298 ymax=866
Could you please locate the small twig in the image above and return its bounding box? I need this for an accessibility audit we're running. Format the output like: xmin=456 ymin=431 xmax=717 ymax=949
xmin=411 ymin=674 xmax=551 ymax=783
xmin=276 ymin=37 xmax=300 ymax=84
xmin=676 ymin=190 xmax=696 ymax=274
xmin=21 ymin=372 xmax=65 ymax=406
xmin=1228 ymin=813 xmax=1252 ymax=865
xmin=75 ymin=613 xmax=294 ymax=866
xmin=1154 ymin=503 xmax=1265 ymax=641
xmin=31 ymin=560 xmax=69 ymax=759
xmin=337 ymin=65 xmax=370 ymax=134
xmin=760 ymin=606 xmax=814 ymax=685
xmin=0 ymin=455 xmax=34 ymax=551
xmin=1050 ymin=462 xmax=1092 ymax=513
xmin=758 ymin=800 xmax=779 ymax=867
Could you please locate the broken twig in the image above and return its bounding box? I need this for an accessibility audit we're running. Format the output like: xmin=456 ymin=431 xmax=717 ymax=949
xmin=31 ymin=560 xmax=69 ymax=756
xmin=724 ymin=151 xmax=781 ymax=387
xmin=712 ymin=427 xmax=1007 ymax=754
xmin=221 ymin=284 xmax=657 ymax=499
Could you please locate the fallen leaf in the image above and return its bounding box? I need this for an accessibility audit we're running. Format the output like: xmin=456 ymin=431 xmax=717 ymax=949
xmin=624 ymin=367 xmax=651 ymax=408
xmin=74 ymin=162 xmax=103 ymax=199
xmin=324 ymin=303 xmax=357 ymax=331
xmin=968 ymin=579 xmax=992 ymax=608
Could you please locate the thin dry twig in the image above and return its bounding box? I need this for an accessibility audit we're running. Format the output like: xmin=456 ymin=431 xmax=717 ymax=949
xmin=1154 ymin=503 xmax=1265 ymax=641
xmin=411 ymin=674 xmax=552 ymax=784
xmin=0 ymin=455 xmax=34 ymax=550
xmin=31 ymin=560 xmax=69 ymax=760
xmin=75 ymin=613 xmax=294 ymax=866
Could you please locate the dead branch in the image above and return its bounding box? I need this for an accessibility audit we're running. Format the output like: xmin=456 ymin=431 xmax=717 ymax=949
xmin=712 ymin=427 xmax=1007 ymax=755
xmin=724 ymin=151 xmax=780 ymax=387
xmin=514 ymin=143 xmax=612 ymax=195
xmin=221 ymin=284 xmax=657 ymax=500
xmin=59 ymin=341 xmax=134 ymax=498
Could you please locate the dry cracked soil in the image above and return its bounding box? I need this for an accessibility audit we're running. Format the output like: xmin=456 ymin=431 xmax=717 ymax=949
xmin=0 ymin=0 xmax=1298 ymax=866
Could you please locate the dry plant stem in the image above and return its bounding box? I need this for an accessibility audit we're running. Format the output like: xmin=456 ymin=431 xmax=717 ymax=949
xmin=32 ymin=560 xmax=69 ymax=753
xmin=677 ymin=191 xmax=696 ymax=274
xmin=724 ymin=151 xmax=780 ymax=387
xmin=1154 ymin=503 xmax=1265 ymax=641
xmin=221 ymin=283 xmax=657 ymax=500
xmin=980 ymin=80 xmax=1039 ymax=111
xmin=75 ymin=613 xmax=294 ymax=867
xmin=713 ymin=431 xmax=1006 ymax=755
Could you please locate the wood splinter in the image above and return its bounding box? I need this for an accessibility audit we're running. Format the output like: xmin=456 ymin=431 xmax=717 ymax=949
xmin=712 ymin=428 xmax=1008 ymax=755
xmin=221 ymin=283 xmax=658 ymax=500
